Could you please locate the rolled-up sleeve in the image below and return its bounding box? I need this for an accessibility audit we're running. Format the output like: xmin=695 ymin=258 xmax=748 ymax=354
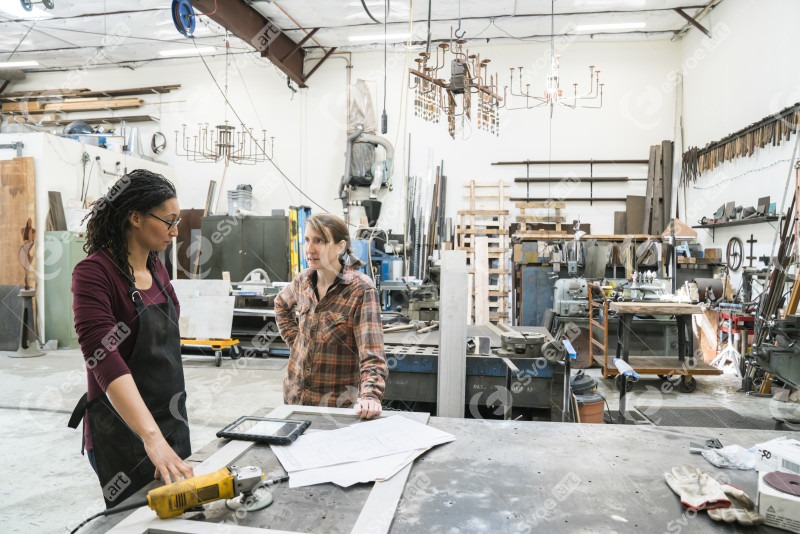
xmin=72 ymin=261 xmax=130 ymax=391
xmin=353 ymin=288 xmax=388 ymax=401
xmin=275 ymin=279 xmax=300 ymax=349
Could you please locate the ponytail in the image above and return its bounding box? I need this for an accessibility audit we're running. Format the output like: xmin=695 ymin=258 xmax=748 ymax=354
xmin=342 ymin=246 xmax=365 ymax=269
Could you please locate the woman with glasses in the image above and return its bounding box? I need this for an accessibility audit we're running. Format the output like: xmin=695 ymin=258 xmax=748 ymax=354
xmin=67 ymin=169 xmax=193 ymax=508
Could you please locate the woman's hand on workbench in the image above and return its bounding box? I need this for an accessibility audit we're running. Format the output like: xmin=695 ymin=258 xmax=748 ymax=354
xmin=355 ymin=398 xmax=382 ymax=419
xmin=145 ymin=434 xmax=195 ymax=483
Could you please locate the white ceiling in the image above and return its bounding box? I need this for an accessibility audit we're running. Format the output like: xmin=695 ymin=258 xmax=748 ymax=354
xmin=0 ymin=0 xmax=718 ymax=72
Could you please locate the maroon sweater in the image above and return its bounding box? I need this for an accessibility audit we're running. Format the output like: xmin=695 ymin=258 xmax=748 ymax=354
xmin=72 ymin=251 xmax=180 ymax=450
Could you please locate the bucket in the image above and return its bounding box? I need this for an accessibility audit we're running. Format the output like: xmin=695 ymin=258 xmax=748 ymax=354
xmin=575 ymin=393 xmax=605 ymax=424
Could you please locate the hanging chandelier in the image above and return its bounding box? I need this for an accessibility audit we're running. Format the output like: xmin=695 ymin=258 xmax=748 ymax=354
xmin=504 ymin=1 xmax=604 ymax=115
xmin=408 ymin=31 xmax=503 ymax=139
xmin=174 ymin=35 xmax=274 ymax=165
xmin=175 ymin=122 xmax=274 ymax=165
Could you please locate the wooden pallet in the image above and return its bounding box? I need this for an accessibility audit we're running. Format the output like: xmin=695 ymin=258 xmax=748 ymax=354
xmin=515 ymin=201 xmax=566 ymax=228
xmin=456 ymin=180 xmax=512 ymax=325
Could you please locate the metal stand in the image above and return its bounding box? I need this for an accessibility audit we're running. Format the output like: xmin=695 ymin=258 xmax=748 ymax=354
xmin=612 ymin=358 xmax=639 ymax=424
xmin=8 ymin=288 xmax=45 ymax=358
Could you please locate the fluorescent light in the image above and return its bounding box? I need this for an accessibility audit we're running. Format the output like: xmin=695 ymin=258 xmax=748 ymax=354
xmin=349 ymin=33 xmax=411 ymax=42
xmin=0 ymin=60 xmax=39 ymax=68
xmin=575 ymin=22 xmax=646 ymax=32
xmin=158 ymin=47 xmax=217 ymax=57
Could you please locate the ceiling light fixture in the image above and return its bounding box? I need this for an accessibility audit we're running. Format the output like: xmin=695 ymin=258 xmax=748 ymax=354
xmin=175 ymin=40 xmax=273 ymax=165
xmin=408 ymin=29 xmax=502 ymax=138
xmin=503 ymin=0 xmax=604 ymax=116
xmin=0 ymin=60 xmax=40 ymax=68
xmin=158 ymin=47 xmax=217 ymax=57
xmin=349 ymin=33 xmax=410 ymax=42
xmin=574 ymin=22 xmax=646 ymax=32
xmin=0 ymin=4 xmax=53 ymax=19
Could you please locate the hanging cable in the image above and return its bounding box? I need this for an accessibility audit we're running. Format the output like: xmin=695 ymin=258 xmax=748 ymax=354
xmin=192 ymin=40 xmax=354 ymax=224
xmin=381 ymin=0 xmax=388 ymax=133
xmin=454 ymin=0 xmax=465 ymax=39
xmin=425 ymin=0 xmax=432 ymax=54
xmin=360 ymin=0 xmax=381 ymax=23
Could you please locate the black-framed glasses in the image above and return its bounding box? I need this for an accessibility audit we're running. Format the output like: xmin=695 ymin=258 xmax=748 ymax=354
xmin=147 ymin=213 xmax=181 ymax=231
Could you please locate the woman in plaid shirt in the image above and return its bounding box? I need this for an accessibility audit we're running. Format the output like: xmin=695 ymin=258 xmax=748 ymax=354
xmin=275 ymin=214 xmax=388 ymax=419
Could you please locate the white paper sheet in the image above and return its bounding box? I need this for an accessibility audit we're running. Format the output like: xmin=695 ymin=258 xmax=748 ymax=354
xmin=271 ymin=415 xmax=455 ymax=472
xmin=288 ymin=447 xmax=430 ymax=488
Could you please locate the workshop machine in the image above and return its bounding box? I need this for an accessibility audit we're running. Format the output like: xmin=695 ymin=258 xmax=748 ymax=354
xmin=552 ymin=276 xmax=679 ymax=367
xmin=383 ymin=326 xmax=566 ymax=420
xmin=340 ymin=80 xmax=394 ymax=225
xmin=751 ymin=316 xmax=800 ymax=389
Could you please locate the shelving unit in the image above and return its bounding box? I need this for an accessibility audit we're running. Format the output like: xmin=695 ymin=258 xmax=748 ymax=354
xmin=494 ymin=159 xmax=648 ymax=205
xmin=692 ymin=215 xmax=780 ymax=241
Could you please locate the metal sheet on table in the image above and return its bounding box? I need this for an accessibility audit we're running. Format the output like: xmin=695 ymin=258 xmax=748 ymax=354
xmin=389 ymin=419 xmax=789 ymax=533
xmin=383 ymin=324 xmax=502 ymax=348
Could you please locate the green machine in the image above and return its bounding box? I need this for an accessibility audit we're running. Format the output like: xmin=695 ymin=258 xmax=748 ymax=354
xmin=44 ymin=231 xmax=87 ymax=349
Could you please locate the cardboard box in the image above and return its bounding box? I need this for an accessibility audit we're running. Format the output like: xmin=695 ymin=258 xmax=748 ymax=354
xmin=755 ymin=437 xmax=800 ymax=475
xmin=758 ymin=471 xmax=800 ymax=533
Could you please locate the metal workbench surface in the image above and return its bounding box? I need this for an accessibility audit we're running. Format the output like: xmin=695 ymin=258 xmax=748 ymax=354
xmin=85 ymin=414 xmax=792 ymax=534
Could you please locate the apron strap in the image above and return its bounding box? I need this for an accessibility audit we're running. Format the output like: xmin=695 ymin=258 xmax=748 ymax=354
xmin=67 ymin=392 xmax=88 ymax=429
xmin=128 ymin=267 xmax=172 ymax=309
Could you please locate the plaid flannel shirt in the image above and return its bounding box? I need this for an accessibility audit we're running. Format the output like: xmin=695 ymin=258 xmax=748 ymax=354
xmin=275 ymin=267 xmax=388 ymax=407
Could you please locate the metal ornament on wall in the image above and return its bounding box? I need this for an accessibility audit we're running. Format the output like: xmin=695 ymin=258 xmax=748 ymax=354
xmin=408 ymin=31 xmax=503 ymax=139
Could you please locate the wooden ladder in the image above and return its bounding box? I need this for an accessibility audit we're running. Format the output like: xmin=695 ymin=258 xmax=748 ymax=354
xmin=455 ymin=180 xmax=512 ymax=324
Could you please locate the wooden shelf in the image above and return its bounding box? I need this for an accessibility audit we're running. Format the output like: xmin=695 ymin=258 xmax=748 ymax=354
xmin=0 ymin=84 xmax=181 ymax=103
xmin=691 ymin=216 xmax=779 ymax=229
xmin=36 ymin=114 xmax=159 ymax=126
xmin=511 ymin=197 xmax=627 ymax=202
xmin=493 ymin=159 xmax=649 ymax=165
xmin=514 ymin=177 xmax=646 ymax=182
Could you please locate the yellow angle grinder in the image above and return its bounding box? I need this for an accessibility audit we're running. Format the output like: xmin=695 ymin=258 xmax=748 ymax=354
xmin=71 ymin=465 xmax=287 ymax=533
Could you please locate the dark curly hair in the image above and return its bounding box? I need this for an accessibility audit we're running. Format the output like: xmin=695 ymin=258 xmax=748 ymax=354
xmin=82 ymin=169 xmax=177 ymax=282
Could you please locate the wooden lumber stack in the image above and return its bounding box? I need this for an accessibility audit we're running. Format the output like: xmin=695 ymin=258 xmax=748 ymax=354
xmin=642 ymin=140 xmax=674 ymax=235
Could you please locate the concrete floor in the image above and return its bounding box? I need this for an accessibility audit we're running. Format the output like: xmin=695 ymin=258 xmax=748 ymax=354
xmin=0 ymin=349 xmax=798 ymax=533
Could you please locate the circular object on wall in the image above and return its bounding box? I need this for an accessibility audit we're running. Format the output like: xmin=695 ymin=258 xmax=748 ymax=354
xmin=726 ymin=237 xmax=744 ymax=271
xmin=171 ymin=0 xmax=196 ymax=37
xmin=151 ymin=131 xmax=167 ymax=154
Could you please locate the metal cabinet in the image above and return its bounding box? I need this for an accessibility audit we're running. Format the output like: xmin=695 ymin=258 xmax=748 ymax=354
xmin=201 ymin=215 xmax=291 ymax=283
xmin=44 ymin=231 xmax=87 ymax=348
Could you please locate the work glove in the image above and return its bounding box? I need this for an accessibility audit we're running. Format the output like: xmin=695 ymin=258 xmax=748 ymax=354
xmin=707 ymin=485 xmax=765 ymax=526
xmin=664 ymin=465 xmax=730 ymax=510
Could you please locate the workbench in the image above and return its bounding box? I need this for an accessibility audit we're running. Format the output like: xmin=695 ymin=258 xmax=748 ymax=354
xmin=85 ymin=405 xmax=790 ymax=533
xmin=589 ymin=291 xmax=722 ymax=392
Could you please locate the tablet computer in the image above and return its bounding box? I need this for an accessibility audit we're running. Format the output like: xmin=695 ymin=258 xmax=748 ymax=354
xmin=217 ymin=416 xmax=311 ymax=445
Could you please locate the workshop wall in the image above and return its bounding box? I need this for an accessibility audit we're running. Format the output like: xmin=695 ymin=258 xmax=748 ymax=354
xmin=0 ymin=131 xmax=175 ymax=341
xmin=4 ymin=38 xmax=681 ymax=237
xmin=677 ymin=0 xmax=800 ymax=286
